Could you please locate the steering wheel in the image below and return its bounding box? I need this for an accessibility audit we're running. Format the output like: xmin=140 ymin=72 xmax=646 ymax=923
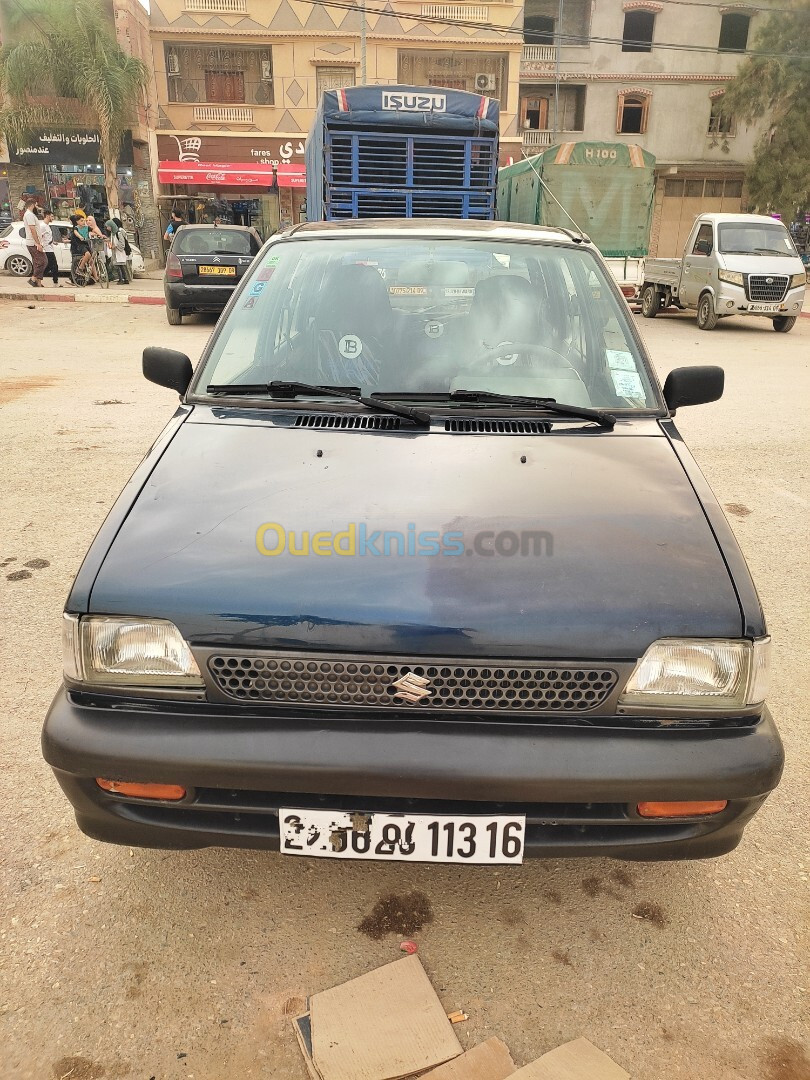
xmin=470 ymin=341 xmax=574 ymax=371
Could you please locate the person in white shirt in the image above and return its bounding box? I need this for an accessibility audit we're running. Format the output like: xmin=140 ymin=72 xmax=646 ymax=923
xmin=23 ymin=199 xmax=47 ymax=288
xmin=38 ymin=212 xmax=61 ymax=287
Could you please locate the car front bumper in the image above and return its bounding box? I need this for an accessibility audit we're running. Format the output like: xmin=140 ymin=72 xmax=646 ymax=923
xmin=715 ymin=282 xmax=805 ymax=316
xmin=164 ymin=280 xmax=237 ymax=311
xmin=42 ymin=689 xmax=784 ymax=861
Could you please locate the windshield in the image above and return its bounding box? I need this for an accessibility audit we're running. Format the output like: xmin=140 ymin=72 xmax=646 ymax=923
xmin=197 ymin=238 xmax=659 ymax=410
xmin=718 ymin=222 xmax=798 ymax=256
xmin=173 ymin=228 xmax=255 ymax=256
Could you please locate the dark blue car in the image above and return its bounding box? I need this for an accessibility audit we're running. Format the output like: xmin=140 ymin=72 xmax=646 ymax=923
xmin=43 ymin=219 xmax=783 ymax=864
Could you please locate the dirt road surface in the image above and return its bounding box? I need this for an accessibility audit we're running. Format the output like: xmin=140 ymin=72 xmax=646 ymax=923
xmin=1 ymin=303 xmax=808 ymax=1080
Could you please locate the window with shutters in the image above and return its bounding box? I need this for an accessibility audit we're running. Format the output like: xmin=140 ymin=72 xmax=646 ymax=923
xmin=617 ymin=92 xmax=650 ymax=134
xmin=316 ymin=67 xmax=356 ymax=99
xmin=708 ymin=96 xmax=735 ymax=136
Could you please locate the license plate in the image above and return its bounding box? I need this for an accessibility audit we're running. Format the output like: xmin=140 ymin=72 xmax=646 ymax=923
xmin=199 ymin=265 xmax=236 ymax=276
xmin=749 ymin=303 xmax=780 ymax=312
xmin=280 ymin=809 xmax=525 ymax=864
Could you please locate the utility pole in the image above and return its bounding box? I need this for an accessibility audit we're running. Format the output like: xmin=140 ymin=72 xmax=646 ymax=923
xmin=552 ymin=0 xmax=563 ymax=141
xmin=360 ymin=0 xmax=367 ymax=84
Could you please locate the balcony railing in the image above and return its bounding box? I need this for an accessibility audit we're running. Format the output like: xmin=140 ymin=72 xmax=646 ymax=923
xmin=521 ymin=44 xmax=557 ymax=63
xmin=522 ymin=129 xmax=554 ymax=148
xmin=184 ymin=0 xmax=247 ymax=11
xmin=422 ymin=4 xmax=489 ymax=20
xmin=193 ymin=104 xmax=254 ymax=123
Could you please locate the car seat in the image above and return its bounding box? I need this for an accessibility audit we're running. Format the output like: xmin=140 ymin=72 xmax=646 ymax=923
xmin=314 ymin=264 xmax=396 ymax=386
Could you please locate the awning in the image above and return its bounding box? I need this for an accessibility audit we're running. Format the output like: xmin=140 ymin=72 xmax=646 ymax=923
xmin=276 ymin=163 xmax=306 ymax=188
xmin=157 ymin=161 xmax=275 ymax=187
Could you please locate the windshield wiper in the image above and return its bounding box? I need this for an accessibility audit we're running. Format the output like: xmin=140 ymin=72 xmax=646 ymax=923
xmin=754 ymin=248 xmax=791 ymax=256
xmin=449 ymin=389 xmax=616 ymax=430
xmin=206 ymin=380 xmax=430 ymax=427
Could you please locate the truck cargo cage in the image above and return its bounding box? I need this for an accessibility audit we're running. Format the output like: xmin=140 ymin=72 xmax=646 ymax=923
xmin=327 ymin=187 xmax=496 ymax=220
xmin=327 ymin=133 xmax=497 ymax=191
xmin=307 ymin=84 xmax=500 ymax=222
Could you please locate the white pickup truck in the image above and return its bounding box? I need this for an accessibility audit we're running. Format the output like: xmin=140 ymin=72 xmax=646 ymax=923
xmin=639 ymin=213 xmax=806 ymax=332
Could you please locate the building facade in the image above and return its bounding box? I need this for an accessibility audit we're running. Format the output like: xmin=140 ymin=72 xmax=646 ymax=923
xmin=518 ymin=0 xmax=777 ymax=255
xmin=0 ymin=0 xmax=161 ymax=263
xmin=149 ymin=0 xmax=523 ymax=237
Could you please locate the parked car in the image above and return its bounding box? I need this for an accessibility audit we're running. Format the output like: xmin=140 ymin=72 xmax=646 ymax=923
xmin=43 ymin=219 xmax=783 ymax=863
xmin=163 ymin=223 xmax=262 ymax=325
xmin=640 ymin=213 xmax=806 ymax=332
xmin=0 ymin=219 xmax=146 ymax=278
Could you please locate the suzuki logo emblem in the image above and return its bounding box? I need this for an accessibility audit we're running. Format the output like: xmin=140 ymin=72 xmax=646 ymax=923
xmin=392 ymin=671 xmax=432 ymax=703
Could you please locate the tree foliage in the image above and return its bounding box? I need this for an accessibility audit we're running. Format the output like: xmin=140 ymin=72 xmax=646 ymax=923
xmin=722 ymin=0 xmax=810 ymax=217
xmin=0 ymin=0 xmax=148 ymax=208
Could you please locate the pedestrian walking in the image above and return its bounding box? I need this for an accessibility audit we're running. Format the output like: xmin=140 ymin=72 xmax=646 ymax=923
xmin=23 ymin=199 xmax=47 ymax=288
xmin=39 ymin=211 xmax=61 ymax=287
xmin=110 ymin=221 xmax=129 ymax=284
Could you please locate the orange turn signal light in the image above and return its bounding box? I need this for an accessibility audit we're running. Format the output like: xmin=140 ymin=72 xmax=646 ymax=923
xmin=96 ymin=779 xmax=186 ymax=801
xmin=637 ymin=800 xmax=727 ymax=818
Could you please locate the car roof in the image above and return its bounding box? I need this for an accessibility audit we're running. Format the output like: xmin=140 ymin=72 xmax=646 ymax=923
xmin=698 ymin=213 xmax=789 ymax=225
xmin=173 ymin=223 xmax=255 ymax=231
xmin=279 ymin=218 xmax=590 ymax=247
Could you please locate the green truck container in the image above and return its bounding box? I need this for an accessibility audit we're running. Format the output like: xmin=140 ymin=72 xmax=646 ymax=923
xmin=497 ymin=141 xmax=656 ymax=258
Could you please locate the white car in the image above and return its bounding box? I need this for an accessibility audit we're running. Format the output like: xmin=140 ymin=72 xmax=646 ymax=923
xmin=0 ymin=219 xmax=146 ymax=278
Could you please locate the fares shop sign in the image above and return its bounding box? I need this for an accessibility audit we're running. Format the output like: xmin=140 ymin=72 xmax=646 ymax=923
xmin=157 ymin=134 xmax=305 ymax=167
xmin=10 ymin=129 xmax=134 ymax=166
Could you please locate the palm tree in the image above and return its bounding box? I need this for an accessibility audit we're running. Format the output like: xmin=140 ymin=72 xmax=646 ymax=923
xmin=0 ymin=0 xmax=148 ymax=211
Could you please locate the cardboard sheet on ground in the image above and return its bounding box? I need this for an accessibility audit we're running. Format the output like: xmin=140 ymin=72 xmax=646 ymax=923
xmin=419 ymin=1037 xmax=516 ymax=1079
xmin=510 ymin=1038 xmax=629 ymax=1080
xmin=307 ymin=954 xmax=463 ymax=1080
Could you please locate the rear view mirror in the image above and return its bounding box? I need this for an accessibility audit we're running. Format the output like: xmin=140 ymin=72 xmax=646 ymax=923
xmin=143 ymin=347 xmax=193 ymax=396
xmin=663 ymin=366 xmax=724 ymax=412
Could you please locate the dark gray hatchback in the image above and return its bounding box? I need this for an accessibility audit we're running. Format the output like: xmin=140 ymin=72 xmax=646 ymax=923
xmin=164 ymin=223 xmax=261 ymax=325
xmin=43 ymin=219 xmax=784 ymax=864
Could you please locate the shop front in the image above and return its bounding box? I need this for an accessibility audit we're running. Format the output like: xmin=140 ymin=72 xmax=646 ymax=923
xmin=8 ymin=129 xmax=135 ymax=220
xmin=155 ymin=134 xmax=307 ymax=244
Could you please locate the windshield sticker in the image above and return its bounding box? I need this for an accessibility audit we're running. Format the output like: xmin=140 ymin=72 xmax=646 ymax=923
xmin=250 ymin=281 xmax=267 ymax=296
xmin=424 ymin=321 xmax=444 ymax=338
xmin=611 ymin=370 xmax=644 ymax=398
xmin=606 ymin=350 xmax=636 ymax=371
xmin=256 ymin=265 xmax=276 ymax=282
xmin=338 ymin=335 xmax=363 ymax=359
xmin=444 ymin=287 xmax=475 ymax=297
xmin=263 ymin=253 xmax=281 ymax=268
xmin=389 ymin=286 xmax=427 ymax=296
xmin=242 ymin=294 xmax=258 ymax=310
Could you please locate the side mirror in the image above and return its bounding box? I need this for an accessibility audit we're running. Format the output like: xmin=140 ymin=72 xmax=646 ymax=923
xmin=663 ymin=365 xmax=724 ymax=412
xmin=143 ymin=347 xmax=193 ymax=395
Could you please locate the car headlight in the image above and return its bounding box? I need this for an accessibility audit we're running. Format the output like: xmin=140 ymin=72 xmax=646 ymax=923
xmin=63 ymin=614 xmax=203 ymax=690
xmin=619 ymin=638 xmax=770 ymax=710
xmin=717 ymin=270 xmax=744 ymax=287
xmin=790 ymin=272 xmax=807 ymax=288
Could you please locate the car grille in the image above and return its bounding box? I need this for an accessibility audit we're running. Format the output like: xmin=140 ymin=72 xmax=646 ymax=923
xmin=208 ymin=653 xmax=618 ymax=713
xmin=747 ymin=274 xmax=788 ymax=302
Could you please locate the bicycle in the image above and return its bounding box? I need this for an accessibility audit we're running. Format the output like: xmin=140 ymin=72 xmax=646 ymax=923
xmin=71 ymin=236 xmax=109 ymax=288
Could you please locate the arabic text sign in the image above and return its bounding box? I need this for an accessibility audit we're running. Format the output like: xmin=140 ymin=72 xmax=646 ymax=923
xmin=10 ymin=129 xmax=134 ymax=166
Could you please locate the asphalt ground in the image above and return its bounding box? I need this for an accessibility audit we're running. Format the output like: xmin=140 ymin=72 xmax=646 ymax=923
xmin=0 ymin=302 xmax=807 ymax=1080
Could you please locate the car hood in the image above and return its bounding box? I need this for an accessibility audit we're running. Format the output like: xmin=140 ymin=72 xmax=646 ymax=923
xmin=717 ymin=252 xmax=805 ymax=276
xmin=88 ymin=412 xmax=742 ymax=659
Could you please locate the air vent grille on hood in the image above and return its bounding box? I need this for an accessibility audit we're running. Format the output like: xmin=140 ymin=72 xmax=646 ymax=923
xmin=294 ymin=413 xmax=401 ymax=430
xmin=445 ymin=418 xmax=551 ymax=434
